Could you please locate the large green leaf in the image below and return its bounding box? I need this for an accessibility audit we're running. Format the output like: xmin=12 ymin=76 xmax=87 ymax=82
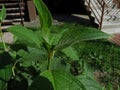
xmin=7 ymin=25 xmax=41 ymax=48
xmin=0 ymin=5 xmax=6 ymax=22
xmin=33 ymin=0 xmax=52 ymax=43
xmin=55 ymin=27 xmax=111 ymax=50
xmin=33 ymin=0 xmax=52 ymax=29
xmin=29 ymin=70 xmax=86 ymax=90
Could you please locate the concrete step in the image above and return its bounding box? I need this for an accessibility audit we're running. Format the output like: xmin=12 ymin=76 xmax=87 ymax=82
xmin=0 ymin=7 xmax=24 ymax=10
xmin=1 ymin=23 xmax=23 ymax=30
xmin=12 ymin=18 xmax=24 ymax=22
xmin=2 ymin=19 xmax=24 ymax=24
xmin=0 ymin=7 xmax=24 ymax=13
xmin=1 ymin=25 xmax=12 ymax=31
xmin=102 ymin=18 xmax=120 ymax=34
xmin=102 ymin=20 xmax=120 ymax=26
xmin=6 ymin=12 xmax=24 ymax=19
xmin=102 ymin=27 xmax=120 ymax=34
xmin=0 ymin=1 xmax=25 ymax=30
xmin=0 ymin=3 xmax=24 ymax=8
xmin=6 ymin=12 xmax=24 ymax=15
xmin=2 ymin=20 xmax=13 ymax=25
xmin=102 ymin=23 xmax=120 ymax=29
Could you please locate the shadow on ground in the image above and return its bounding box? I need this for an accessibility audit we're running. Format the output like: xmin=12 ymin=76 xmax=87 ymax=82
xmin=52 ymin=14 xmax=93 ymax=26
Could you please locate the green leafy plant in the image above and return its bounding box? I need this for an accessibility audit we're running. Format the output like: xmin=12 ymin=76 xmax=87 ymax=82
xmin=0 ymin=0 xmax=112 ymax=90
xmin=74 ymin=40 xmax=120 ymax=89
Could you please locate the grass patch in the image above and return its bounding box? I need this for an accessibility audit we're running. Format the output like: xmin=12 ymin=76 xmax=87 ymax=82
xmin=74 ymin=40 xmax=120 ymax=71
xmin=74 ymin=40 xmax=120 ymax=89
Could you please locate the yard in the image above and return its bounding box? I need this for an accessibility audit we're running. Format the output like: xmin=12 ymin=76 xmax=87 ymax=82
xmin=0 ymin=0 xmax=120 ymax=90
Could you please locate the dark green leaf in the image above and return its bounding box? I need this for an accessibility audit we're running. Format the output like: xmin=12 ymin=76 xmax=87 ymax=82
xmin=50 ymin=58 xmax=70 ymax=72
xmin=17 ymin=49 xmax=28 ymax=57
xmin=28 ymin=75 xmax=54 ymax=90
xmin=7 ymin=25 xmax=41 ymax=48
xmin=17 ymin=47 xmax=47 ymax=67
xmin=0 ymin=64 xmax=12 ymax=90
xmin=7 ymin=77 xmax=28 ymax=90
xmin=62 ymin=46 xmax=79 ymax=60
xmin=0 ymin=53 xmax=12 ymax=90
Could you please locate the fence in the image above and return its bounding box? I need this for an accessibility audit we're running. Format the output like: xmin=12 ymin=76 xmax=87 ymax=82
xmin=85 ymin=0 xmax=106 ymax=29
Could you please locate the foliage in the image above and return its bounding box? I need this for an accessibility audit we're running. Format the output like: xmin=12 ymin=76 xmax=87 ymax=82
xmin=74 ymin=40 xmax=120 ymax=70
xmin=0 ymin=0 xmax=112 ymax=90
xmin=74 ymin=40 xmax=120 ymax=89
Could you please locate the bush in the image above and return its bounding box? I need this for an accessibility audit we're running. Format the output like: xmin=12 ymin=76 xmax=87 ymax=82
xmin=0 ymin=0 xmax=112 ymax=90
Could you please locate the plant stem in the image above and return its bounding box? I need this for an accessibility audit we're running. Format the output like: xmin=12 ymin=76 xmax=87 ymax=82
xmin=47 ymin=50 xmax=55 ymax=70
xmin=12 ymin=60 xmax=18 ymax=76
xmin=0 ymin=23 xmax=7 ymax=51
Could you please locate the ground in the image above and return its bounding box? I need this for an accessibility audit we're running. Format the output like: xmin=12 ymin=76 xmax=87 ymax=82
xmin=1 ymin=14 xmax=120 ymax=45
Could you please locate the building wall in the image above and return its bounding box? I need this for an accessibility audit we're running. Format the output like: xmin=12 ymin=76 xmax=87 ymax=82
xmin=43 ymin=0 xmax=86 ymax=14
xmin=25 ymin=0 xmax=86 ymax=21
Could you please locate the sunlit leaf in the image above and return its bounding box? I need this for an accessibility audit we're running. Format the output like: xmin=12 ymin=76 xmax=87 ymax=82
xmin=33 ymin=0 xmax=52 ymax=43
xmin=49 ymin=29 xmax=67 ymax=45
xmin=55 ymin=27 xmax=111 ymax=50
xmin=33 ymin=0 xmax=52 ymax=29
xmin=0 ymin=5 xmax=6 ymax=22
xmin=7 ymin=25 xmax=41 ymax=48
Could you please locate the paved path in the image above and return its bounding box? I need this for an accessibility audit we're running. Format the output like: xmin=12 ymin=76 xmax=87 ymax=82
xmin=1 ymin=14 xmax=120 ymax=44
xmin=24 ymin=14 xmax=92 ymax=28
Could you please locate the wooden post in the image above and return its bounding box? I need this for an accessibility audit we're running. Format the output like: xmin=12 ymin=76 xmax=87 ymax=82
xmin=27 ymin=0 xmax=37 ymax=21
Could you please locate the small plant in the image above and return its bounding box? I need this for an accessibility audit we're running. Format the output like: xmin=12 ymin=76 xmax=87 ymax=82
xmin=0 ymin=0 xmax=112 ymax=90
